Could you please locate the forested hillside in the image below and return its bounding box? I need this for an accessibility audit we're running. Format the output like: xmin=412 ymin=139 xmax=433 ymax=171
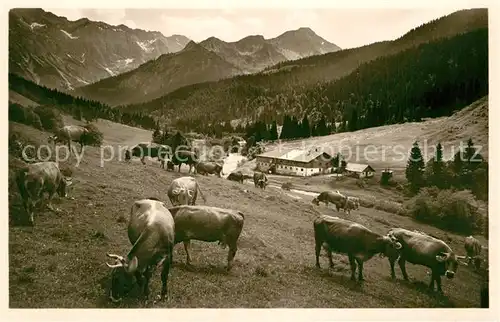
xmin=136 ymin=27 xmax=487 ymax=138
xmin=9 ymin=73 xmax=158 ymax=130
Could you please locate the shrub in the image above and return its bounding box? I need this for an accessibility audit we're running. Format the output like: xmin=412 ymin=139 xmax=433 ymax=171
xmin=281 ymin=182 xmax=293 ymax=191
xmin=81 ymin=123 xmax=103 ymax=147
xmin=405 ymin=188 xmax=485 ymax=235
xmin=9 ymin=102 xmax=43 ymax=130
xmin=33 ymin=106 xmax=64 ymax=132
xmin=374 ymin=200 xmax=405 ymax=215
xmin=356 ymin=179 xmax=366 ymax=188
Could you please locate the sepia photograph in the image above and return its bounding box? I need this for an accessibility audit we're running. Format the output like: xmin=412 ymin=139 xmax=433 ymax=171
xmin=6 ymin=1 xmax=492 ymax=314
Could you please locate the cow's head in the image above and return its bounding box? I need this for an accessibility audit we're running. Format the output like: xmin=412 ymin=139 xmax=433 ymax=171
xmin=105 ymin=253 xmax=139 ymax=303
xmin=257 ymin=179 xmax=266 ymax=189
xmin=380 ymin=234 xmax=403 ymax=259
xmin=436 ymin=252 xmax=459 ymax=279
xmin=48 ymin=135 xmax=59 ymax=145
xmin=311 ymin=197 xmax=320 ymax=206
xmin=57 ymin=177 xmax=73 ymax=198
xmin=172 ymin=187 xmax=194 ymax=205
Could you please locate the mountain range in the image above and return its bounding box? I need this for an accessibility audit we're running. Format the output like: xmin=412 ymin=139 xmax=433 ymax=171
xmin=9 ymin=8 xmax=190 ymax=90
xmin=9 ymin=8 xmax=341 ymax=105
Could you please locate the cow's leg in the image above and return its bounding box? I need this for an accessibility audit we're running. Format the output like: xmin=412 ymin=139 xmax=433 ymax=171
xmin=178 ymin=164 xmax=182 ymax=172
xmin=327 ymin=248 xmax=334 ymax=269
xmin=355 ymin=258 xmax=364 ymax=281
xmin=431 ymin=271 xmax=443 ymax=293
xmin=142 ymin=266 xmax=154 ymax=300
xmin=183 ymin=240 xmax=192 ymax=265
xmin=227 ymin=243 xmax=237 ymax=272
xmin=389 ymin=258 xmax=396 ymax=279
xmin=428 ymin=273 xmax=435 ymax=292
xmin=135 ymin=271 xmax=144 ymax=294
xmin=348 ymin=254 xmax=357 ymax=281
xmin=160 ymin=251 xmax=172 ymax=301
xmin=398 ymin=257 xmax=409 ymax=281
xmin=141 ymin=156 xmax=146 ymax=165
xmin=315 ymin=239 xmax=322 ymax=268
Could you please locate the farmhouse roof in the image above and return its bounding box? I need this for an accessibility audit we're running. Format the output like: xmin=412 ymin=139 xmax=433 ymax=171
xmin=257 ymin=148 xmax=331 ymax=163
xmin=345 ymin=163 xmax=375 ymax=173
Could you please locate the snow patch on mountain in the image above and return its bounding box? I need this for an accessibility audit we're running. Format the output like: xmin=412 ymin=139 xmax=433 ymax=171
xmin=29 ymin=22 xmax=45 ymax=30
xmin=61 ymin=29 xmax=79 ymax=39
xmin=55 ymin=68 xmax=74 ymax=90
xmin=277 ymin=48 xmax=301 ymax=61
xmin=135 ymin=39 xmax=157 ymax=53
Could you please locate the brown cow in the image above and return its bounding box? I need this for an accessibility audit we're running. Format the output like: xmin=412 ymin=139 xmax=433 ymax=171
xmin=168 ymin=205 xmax=245 ymax=271
xmin=195 ymin=161 xmax=223 ymax=177
xmin=15 ymin=161 xmax=73 ymax=225
xmin=166 ymin=176 xmax=206 ymax=206
xmin=387 ymin=228 xmax=466 ymax=294
xmin=312 ymin=191 xmax=348 ymax=212
xmin=464 ymin=235 xmax=483 ymax=270
xmin=253 ymin=171 xmax=268 ymax=189
xmin=48 ymin=125 xmax=89 ymax=153
xmin=105 ymin=198 xmax=175 ymax=303
xmin=314 ymin=215 xmax=402 ymax=281
xmin=227 ymin=170 xmax=244 ymax=184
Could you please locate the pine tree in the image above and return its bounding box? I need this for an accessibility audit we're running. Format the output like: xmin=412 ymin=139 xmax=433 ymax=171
xmin=152 ymin=126 xmax=162 ymax=144
xmin=405 ymin=141 xmax=425 ymax=193
xmin=301 ymin=115 xmax=311 ymax=138
xmin=269 ymin=120 xmax=278 ymax=141
xmin=426 ymin=142 xmax=447 ymax=189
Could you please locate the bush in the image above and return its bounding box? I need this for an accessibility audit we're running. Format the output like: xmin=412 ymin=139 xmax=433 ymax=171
xmin=81 ymin=124 xmax=103 ymax=147
xmin=9 ymin=102 xmax=43 ymax=130
xmin=356 ymin=179 xmax=366 ymax=188
xmin=9 ymin=131 xmax=50 ymax=161
xmin=281 ymin=182 xmax=293 ymax=191
xmin=405 ymin=188 xmax=485 ymax=235
xmin=374 ymin=200 xmax=406 ymax=215
xmin=34 ymin=106 xmax=64 ymax=132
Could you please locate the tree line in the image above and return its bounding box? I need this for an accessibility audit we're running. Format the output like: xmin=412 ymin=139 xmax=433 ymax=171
xmin=9 ymin=73 xmax=159 ymax=131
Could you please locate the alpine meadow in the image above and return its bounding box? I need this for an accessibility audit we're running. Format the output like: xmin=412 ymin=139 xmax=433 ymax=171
xmin=8 ymin=7 xmax=490 ymax=310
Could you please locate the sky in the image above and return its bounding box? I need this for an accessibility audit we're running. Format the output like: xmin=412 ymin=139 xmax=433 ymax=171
xmin=47 ymin=8 xmax=471 ymax=49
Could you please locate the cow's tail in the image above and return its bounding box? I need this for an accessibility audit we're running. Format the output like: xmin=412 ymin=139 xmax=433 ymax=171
xmin=196 ymin=183 xmax=207 ymax=203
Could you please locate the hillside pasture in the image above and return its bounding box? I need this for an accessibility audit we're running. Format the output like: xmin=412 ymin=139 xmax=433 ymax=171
xmin=8 ymin=118 xmax=487 ymax=308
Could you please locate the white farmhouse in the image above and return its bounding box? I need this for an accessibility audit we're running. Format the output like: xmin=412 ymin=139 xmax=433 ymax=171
xmin=255 ymin=148 xmax=332 ymax=177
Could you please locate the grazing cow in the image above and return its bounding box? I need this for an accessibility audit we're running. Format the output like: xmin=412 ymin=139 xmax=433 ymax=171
xmin=15 ymin=161 xmax=73 ymax=225
xmin=253 ymin=171 xmax=268 ymax=189
xmin=129 ymin=143 xmax=169 ymax=165
xmin=340 ymin=198 xmax=358 ymax=215
xmin=464 ymin=236 xmax=483 ymax=270
xmin=48 ymin=125 xmax=89 ymax=153
xmin=386 ymin=228 xmax=466 ymax=293
xmin=313 ymin=215 xmax=402 ymax=281
xmin=167 ymin=176 xmax=207 ymax=206
xmin=105 ymin=198 xmax=175 ymax=303
xmin=171 ymin=150 xmax=198 ymax=173
xmin=227 ymin=171 xmax=244 ymax=184
xmin=168 ymin=205 xmax=245 ymax=271
xmin=312 ymin=191 xmax=348 ymax=212
xmin=195 ymin=161 xmax=224 ymax=177
xmin=166 ymin=160 xmax=175 ymax=171
xmin=347 ymin=196 xmax=360 ymax=209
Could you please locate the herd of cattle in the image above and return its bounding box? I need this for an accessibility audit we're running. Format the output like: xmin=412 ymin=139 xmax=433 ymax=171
xmin=11 ymin=124 xmax=488 ymax=306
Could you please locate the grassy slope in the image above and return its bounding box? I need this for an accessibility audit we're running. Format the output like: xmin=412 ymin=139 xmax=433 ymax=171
xmin=9 ymin=116 xmax=487 ymax=308
xmin=239 ymin=96 xmax=489 ymax=177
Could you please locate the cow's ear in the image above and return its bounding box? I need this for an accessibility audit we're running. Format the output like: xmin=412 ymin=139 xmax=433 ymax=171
xmin=436 ymin=252 xmax=449 ymax=262
xmin=126 ymin=256 xmax=138 ymax=274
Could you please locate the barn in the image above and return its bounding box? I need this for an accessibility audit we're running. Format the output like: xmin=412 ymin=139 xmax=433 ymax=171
xmin=345 ymin=163 xmax=376 ymax=178
xmin=256 ymin=148 xmax=332 ymax=177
